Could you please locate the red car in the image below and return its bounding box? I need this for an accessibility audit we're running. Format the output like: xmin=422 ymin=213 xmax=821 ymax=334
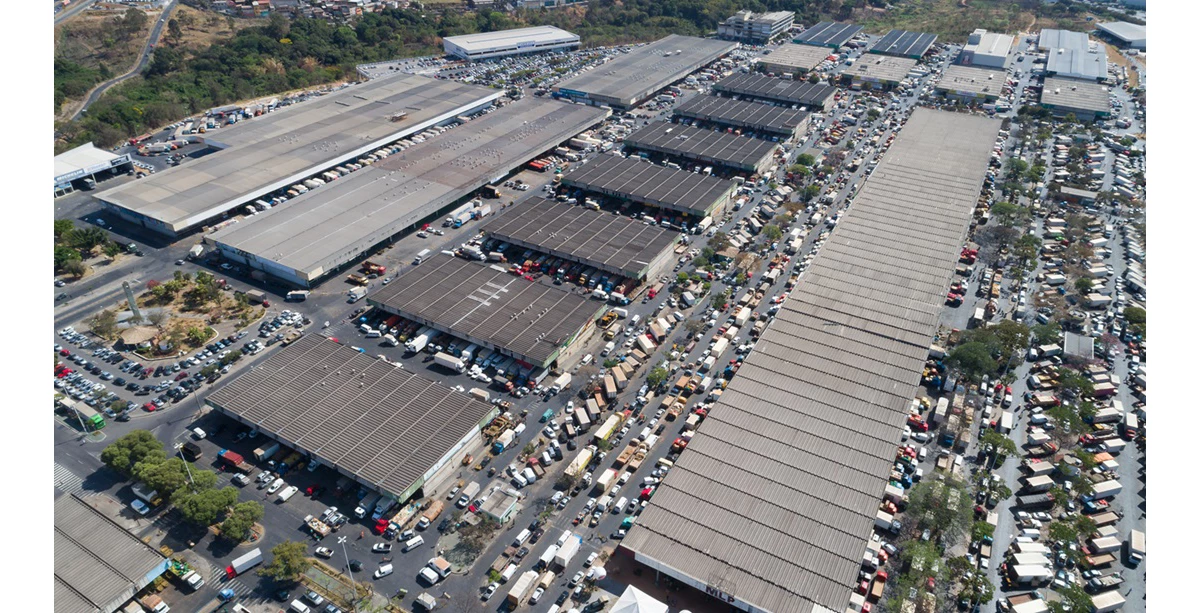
xmin=59 ymin=349 xmax=71 ymax=356
xmin=175 ymin=372 xmax=189 ymax=381
xmin=143 ymin=402 xmax=158 ymax=412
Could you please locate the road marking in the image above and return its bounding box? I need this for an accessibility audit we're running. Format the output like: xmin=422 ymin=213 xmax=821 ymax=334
xmin=54 ymin=462 xmax=86 ymax=495
xmin=221 ymin=577 xmax=257 ymax=599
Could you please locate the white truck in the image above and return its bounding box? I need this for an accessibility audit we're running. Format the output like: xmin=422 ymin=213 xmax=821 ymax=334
xmin=406 ymin=326 xmax=434 ymax=353
xmin=433 ymin=351 xmax=465 ymax=373
xmin=347 ymin=287 xmax=367 ymax=303
xmin=553 ymin=533 xmax=581 ymax=569
xmin=551 ymin=373 xmax=572 ymax=394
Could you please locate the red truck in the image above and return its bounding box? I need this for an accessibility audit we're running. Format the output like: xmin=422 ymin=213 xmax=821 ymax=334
xmin=218 ymin=449 xmax=254 ymax=474
xmin=362 ymin=261 xmax=386 ymax=275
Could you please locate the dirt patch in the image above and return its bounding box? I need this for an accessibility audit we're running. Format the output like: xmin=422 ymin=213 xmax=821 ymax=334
xmin=854 ymin=0 xmax=1038 ymax=42
xmin=168 ymin=6 xmax=264 ymax=53
xmin=55 ymin=5 xmax=159 ymax=118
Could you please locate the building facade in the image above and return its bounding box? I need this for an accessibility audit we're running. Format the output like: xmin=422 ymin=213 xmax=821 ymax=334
xmin=717 ymin=11 xmax=795 ymax=44
xmin=959 ymin=29 xmax=1013 ymax=68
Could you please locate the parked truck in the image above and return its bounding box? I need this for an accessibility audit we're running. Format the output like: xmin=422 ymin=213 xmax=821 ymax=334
xmin=551 ymin=373 xmax=572 ymax=394
xmin=594 ymin=468 xmax=619 ymax=493
xmin=406 ymin=326 xmax=434 ymax=354
xmin=553 ymin=533 xmax=581 ymax=569
xmin=565 ymin=448 xmax=593 ymax=477
xmin=433 ymin=351 xmax=466 ymax=373
xmin=253 ymin=442 xmax=280 ymax=461
xmin=1015 ymin=492 xmax=1055 ymax=508
xmin=507 ymin=570 xmax=540 ymax=606
xmin=493 ymin=429 xmax=516 ymax=454
xmin=225 ymin=548 xmax=263 ymax=579
xmin=218 ymin=449 xmax=254 ymax=474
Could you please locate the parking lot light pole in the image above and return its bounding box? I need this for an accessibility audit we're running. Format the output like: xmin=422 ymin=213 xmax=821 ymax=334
xmin=338 ymin=536 xmax=359 ymax=613
xmin=174 ymin=443 xmax=196 ymax=489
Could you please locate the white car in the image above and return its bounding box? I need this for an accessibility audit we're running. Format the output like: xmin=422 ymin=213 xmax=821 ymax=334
xmin=585 ymin=552 xmax=599 ymax=566
xmin=483 ymin=582 xmax=499 ymax=600
xmin=530 ymin=587 xmax=545 ymax=604
xmin=130 ymin=499 xmax=150 ymax=515
xmin=267 ymin=479 xmax=285 ymax=494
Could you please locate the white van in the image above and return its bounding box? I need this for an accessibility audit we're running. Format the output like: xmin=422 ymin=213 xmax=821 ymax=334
xmin=277 ymin=486 xmax=299 ymax=502
xmin=289 ymin=600 xmax=311 ymax=613
xmin=513 ymin=529 xmax=531 ymax=547
xmin=374 ymin=563 xmax=393 ymax=579
xmin=613 ymin=497 xmax=628 ymax=514
xmin=629 ymin=314 xmax=641 ymax=327
xmin=365 ymin=329 xmax=381 ymax=338
xmin=557 ymin=529 xmax=572 ymax=547
xmin=403 ymin=536 xmax=425 ymax=552
xmin=501 ymin=563 xmax=518 ymax=583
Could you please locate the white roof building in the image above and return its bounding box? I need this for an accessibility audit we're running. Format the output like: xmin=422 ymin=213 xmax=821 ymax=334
xmin=612 ymin=586 xmax=668 ymax=613
xmin=1096 ymin=21 xmax=1146 ymax=50
xmin=443 ymin=26 xmax=579 ymax=61
xmin=960 ymin=29 xmax=1013 ymax=68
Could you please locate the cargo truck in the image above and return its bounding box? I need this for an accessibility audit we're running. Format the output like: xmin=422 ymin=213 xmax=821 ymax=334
xmin=433 ymin=352 xmax=465 ymax=373
xmin=595 ymin=468 xmax=619 ymax=493
xmin=253 ymin=442 xmax=280 ymax=462
xmin=225 ymin=548 xmax=263 ymax=578
xmin=553 ymin=533 xmax=581 ymax=569
xmin=347 ymin=287 xmax=367 ymax=303
xmin=493 ymin=429 xmax=516 ymax=454
xmin=1090 ymin=590 xmax=1125 ymax=613
xmin=406 ymin=327 xmax=434 ymax=354
xmin=218 ymin=449 xmax=254 ymax=474
xmin=1126 ymin=529 xmax=1145 ymax=566
xmin=507 ymin=570 xmax=540 ymax=606
xmin=565 ymin=449 xmax=593 ymax=477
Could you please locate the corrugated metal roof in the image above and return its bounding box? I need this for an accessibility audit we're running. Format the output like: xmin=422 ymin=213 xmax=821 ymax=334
xmin=794 ymin=22 xmax=864 ymax=48
xmin=713 ymin=73 xmax=837 ymax=108
xmin=869 ymin=30 xmax=938 ymax=57
xmin=481 ymin=197 xmax=678 ymax=278
xmin=623 ymin=123 xmax=778 ymax=171
xmin=206 ymin=335 xmax=497 ymax=497
xmin=1040 ymin=77 xmax=1110 ymax=114
xmin=444 ymin=26 xmax=578 ymax=53
xmin=55 ymin=495 xmax=166 ymax=613
xmin=937 ymin=65 xmax=1006 ymax=97
xmin=844 ymin=55 xmax=918 ymax=83
xmin=621 ymin=108 xmax=1000 ymax=613
xmin=674 ymin=95 xmax=810 ymax=135
xmin=367 ymin=255 xmax=601 ymax=366
xmin=761 ymin=44 xmax=833 ymax=72
xmin=554 ymin=35 xmax=736 ymax=106
xmin=562 ymin=153 xmax=735 ymax=216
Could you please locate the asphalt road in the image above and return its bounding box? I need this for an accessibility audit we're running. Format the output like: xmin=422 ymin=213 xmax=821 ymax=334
xmin=72 ymin=0 xmax=179 ymax=120
xmin=53 ymin=0 xmax=98 ymax=24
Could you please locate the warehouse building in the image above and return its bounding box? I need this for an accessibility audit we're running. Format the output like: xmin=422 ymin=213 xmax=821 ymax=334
xmin=674 ymin=94 xmax=810 ymax=141
xmin=623 ymin=123 xmax=779 ymax=176
xmin=712 ymin=72 xmax=837 ymax=111
xmin=1039 ymin=29 xmax=1108 ymax=81
xmin=842 ymin=54 xmax=918 ymax=90
xmin=553 ymin=35 xmax=737 ymax=109
xmin=959 ymin=29 xmax=1013 ymax=68
xmin=793 ymin=21 xmax=863 ymax=49
xmin=369 ymin=254 xmax=602 ymax=369
xmin=562 ymin=154 xmax=738 ymax=220
xmin=1095 ymin=21 xmax=1146 ymax=50
xmin=619 ymin=108 xmax=1000 ymax=613
xmin=717 ymin=10 xmax=795 ymax=44
xmin=482 ymin=197 xmax=679 ymax=281
xmin=1040 ymin=77 xmax=1112 ymax=121
xmin=935 ymin=64 xmax=1004 ymax=102
xmin=443 ymin=26 xmax=580 ymax=61
xmin=97 ymin=75 xmax=501 ymax=237
xmin=759 ymin=43 xmax=832 ymax=76
xmin=54 ymin=142 xmax=132 ymax=197
xmin=208 ymin=98 xmax=609 ymax=287
xmin=869 ymin=29 xmax=938 ymax=58
xmin=207 ymin=335 xmax=499 ymax=503
xmin=55 ymin=494 xmax=170 ymax=613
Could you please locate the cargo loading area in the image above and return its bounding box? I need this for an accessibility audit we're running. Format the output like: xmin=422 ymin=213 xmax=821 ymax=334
xmin=622 ymin=123 xmax=779 ymax=175
xmin=560 ymin=154 xmax=738 ymax=221
xmin=711 ymin=72 xmax=838 ymax=111
xmin=206 ymin=334 xmax=498 ymax=502
xmin=96 ymin=75 xmax=502 ymax=237
xmin=673 ymin=94 xmax=811 ymax=141
xmin=481 ymin=197 xmax=679 ymax=281
xmin=620 ymin=109 xmax=1001 ymax=613
xmin=553 ymin=35 xmax=737 ymax=109
xmin=368 ymin=254 xmax=602 ymax=369
xmin=208 ymin=98 xmax=610 ymax=287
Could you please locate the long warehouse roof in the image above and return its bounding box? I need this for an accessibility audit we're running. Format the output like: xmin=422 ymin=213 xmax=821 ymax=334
xmin=1040 ymin=77 xmax=1111 ymax=114
xmin=444 ymin=26 xmax=578 ymax=53
xmin=621 ymin=108 xmax=1000 ymax=613
xmin=482 ymin=197 xmax=679 ymax=277
xmin=562 ymin=154 xmax=736 ymax=216
xmin=761 ymin=44 xmax=834 ymax=72
xmin=369 ymin=255 xmax=601 ymax=366
xmin=794 ymin=22 xmax=863 ymax=48
xmin=554 ymin=35 xmax=736 ymax=106
xmin=844 ymin=55 xmax=918 ymax=83
xmin=623 ymin=123 xmax=778 ymax=171
xmin=209 ymin=98 xmax=610 ymax=282
xmin=713 ymin=73 xmax=837 ymax=108
xmin=869 ymin=29 xmax=938 ymax=57
xmin=207 ymin=334 xmax=496 ymax=498
xmin=936 ymin=64 xmax=1006 ymax=97
xmin=674 ymin=95 xmax=810 ymax=135
xmin=55 ymin=494 xmax=167 ymax=613
xmin=97 ymin=74 xmax=500 ymax=233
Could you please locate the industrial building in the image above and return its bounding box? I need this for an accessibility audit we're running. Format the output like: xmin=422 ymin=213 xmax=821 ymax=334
xmin=712 ymin=72 xmax=838 ymax=111
xmin=208 ymin=98 xmax=610 ymax=287
xmin=443 ymin=26 xmax=580 ymax=61
xmin=623 ymin=123 xmax=779 ymax=175
xmin=54 ymin=142 xmax=132 ymax=197
xmin=758 ymin=43 xmax=831 ymax=76
xmin=55 ymin=494 xmax=170 ymax=613
xmin=793 ymin=21 xmax=863 ymax=49
xmin=869 ymin=29 xmax=938 ymax=58
xmin=553 ymin=35 xmax=737 ymax=109
xmin=959 ymin=29 xmax=1013 ymax=68
xmin=619 ymin=108 xmax=1000 ymax=613
xmin=1040 ymin=77 xmax=1112 ymax=121
xmin=1039 ymin=29 xmax=1108 ymax=81
xmin=1095 ymin=21 xmax=1146 ymax=50
xmin=482 ymin=197 xmax=679 ymax=281
xmin=717 ymin=10 xmax=795 ymax=44
xmin=842 ymin=54 xmax=918 ymax=90
xmin=369 ymin=255 xmax=602 ymax=369
xmin=208 ymin=335 xmax=499 ymax=502
xmin=562 ymin=154 xmax=738 ymax=219
xmin=935 ymin=64 xmax=1005 ymax=102
xmin=674 ymin=94 xmax=810 ymax=141
xmin=97 ymin=75 xmax=501 ymax=237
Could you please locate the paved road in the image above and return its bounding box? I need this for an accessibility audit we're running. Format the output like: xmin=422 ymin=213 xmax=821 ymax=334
xmin=53 ymin=0 xmax=98 ymax=24
xmin=72 ymin=0 xmax=178 ymax=120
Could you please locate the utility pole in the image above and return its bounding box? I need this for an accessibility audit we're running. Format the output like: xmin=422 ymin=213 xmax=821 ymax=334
xmin=338 ymin=536 xmax=359 ymax=613
xmin=175 ymin=443 xmax=196 ymax=490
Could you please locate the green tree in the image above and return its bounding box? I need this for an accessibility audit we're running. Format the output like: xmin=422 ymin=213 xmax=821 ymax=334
xmin=55 ymin=245 xmax=81 ymax=270
xmin=646 ymin=367 xmax=669 ymax=389
xmin=796 ymin=153 xmax=816 ymax=167
xmin=63 ymin=259 xmax=88 ymax=279
xmin=87 ymin=309 xmax=119 ymax=338
xmin=101 ymin=430 xmax=165 ymax=476
xmin=1032 ymin=323 xmax=1062 ymax=345
xmin=110 ymin=400 xmax=129 ymax=413
xmin=68 ymin=227 xmax=109 ymax=253
xmin=134 ymin=459 xmax=217 ymax=498
xmin=948 ymin=342 xmax=997 ymax=381
xmin=1048 ymin=520 xmax=1079 ymax=543
xmin=762 ymin=224 xmax=783 ymax=242
xmin=220 ymin=350 xmax=243 ymax=365
xmin=1074 ymin=277 xmax=1094 ymax=295
xmin=903 ymin=480 xmax=973 ymax=544
xmin=710 ymin=289 xmax=731 ymax=311
xmin=1005 ymin=157 xmax=1029 ymax=179
xmin=989 ymin=201 xmax=1021 ymax=226
xmin=103 ymin=242 xmax=123 ymax=259
xmin=802 ymin=184 xmax=821 ymax=201
xmin=979 ymin=430 xmax=1018 ymax=466
xmin=262 ymin=540 xmax=312 ymax=582
xmin=708 ymin=231 xmax=731 ymax=253
xmin=173 ymin=486 xmax=238 ymax=527
xmin=789 ymin=164 xmax=811 ymax=179
xmin=221 ymin=501 xmax=264 ymax=542
xmin=55 ymin=219 xmax=75 ymax=239
xmin=970 ymin=520 xmax=995 ymax=542
xmin=958 ymin=568 xmax=994 ymax=607
xmin=1057 ymin=370 xmax=1094 ymax=398
xmin=1048 ymin=583 xmax=1092 ymax=613
xmin=186 ymin=327 xmax=209 ymax=346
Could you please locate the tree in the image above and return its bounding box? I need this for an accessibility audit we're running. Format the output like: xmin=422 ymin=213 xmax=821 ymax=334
xmin=173 ymin=486 xmax=238 ymax=527
xmin=948 ymin=342 xmax=996 ymax=381
xmin=147 ymin=309 xmax=169 ymax=329
xmin=221 ymin=501 xmax=264 ymax=542
xmin=1005 ymin=157 xmax=1029 ymax=179
xmin=55 ymin=245 xmax=81 ymax=270
xmin=1046 ymin=405 xmax=1085 ymax=443
xmin=684 ymin=319 xmax=706 ymax=336
xmin=708 ymin=231 xmax=731 ymax=253
xmin=262 ymin=540 xmax=312 ymax=582
xmin=63 ymin=259 xmax=88 ymax=279
xmin=762 ymin=224 xmax=783 ymax=241
xmin=802 ymin=184 xmax=821 ymax=201
xmin=789 ymin=164 xmax=811 ymax=179
xmin=970 ymin=520 xmax=995 ymax=542
xmin=167 ymin=18 xmax=183 ymax=42
xmin=103 ymin=242 xmax=123 ymax=259
xmin=101 ymin=430 xmax=165 ymax=476
xmin=796 ymin=153 xmax=816 ymax=167
xmin=1074 ymin=277 xmax=1094 ymax=295
xmin=1032 ymin=323 xmax=1062 ymax=345
xmin=1048 ymin=583 xmax=1092 ymax=613
xmin=110 ymin=400 xmax=129 ymax=413
xmin=903 ymin=480 xmax=973 ymax=544
xmin=87 ymin=309 xmax=119 ymax=338
xmin=68 ymin=227 xmax=109 ymax=253
xmin=710 ymin=289 xmax=730 ymax=311
xmin=989 ymin=201 xmax=1021 ymax=226
xmin=646 ymin=367 xmax=669 ymax=390
xmin=979 ymin=430 xmax=1018 ymax=466
xmin=1048 ymin=520 xmax=1079 ymax=544
xmin=186 ymin=327 xmax=209 ymax=346
xmin=957 ymin=568 xmax=994 ymax=607
xmin=55 ymin=219 xmax=75 ymax=239
xmin=220 ymin=350 xmax=243 ymax=365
